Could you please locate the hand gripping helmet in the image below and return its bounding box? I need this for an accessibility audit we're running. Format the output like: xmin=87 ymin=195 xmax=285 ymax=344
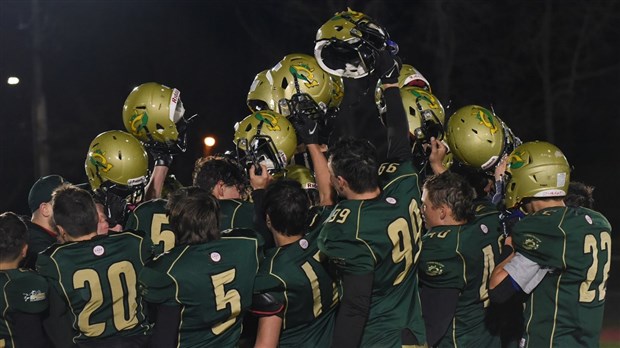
xmin=122 ymin=82 xmax=190 ymax=151
xmin=85 ymin=130 xmax=149 ymax=191
xmin=270 ymin=53 xmax=334 ymax=119
xmin=400 ymin=87 xmax=446 ymax=143
xmin=504 ymin=141 xmax=570 ymax=209
xmin=445 ymin=105 xmax=506 ymax=170
xmin=314 ymin=8 xmax=393 ymax=79
xmin=247 ymin=70 xmax=277 ymax=112
xmin=233 ymin=111 xmax=297 ymax=174
xmin=398 ymin=64 xmax=431 ymax=91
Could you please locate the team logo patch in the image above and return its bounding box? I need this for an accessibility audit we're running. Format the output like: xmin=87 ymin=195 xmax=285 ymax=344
xmin=585 ymin=215 xmax=593 ymax=225
xmin=210 ymin=252 xmax=221 ymax=262
xmin=424 ymin=262 xmax=445 ymax=276
xmin=23 ymin=290 xmax=46 ymax=302
xmin=510 ymin=150 xmax=528 ymax=169
xmin=385 ymin=197 xmax=397 ymax=205
xmin=480 ymin=224 xmax=489 ymax=234
xmin=129 ymin=111 xmax=149 ymax=136
xmin=89 ymin=149 xmax=113 ymax=173
xmin=93 ymin=245 xmax=105 ymax=256
xmin=522 ymin=234 xmax=542 ymax=251
xmin=299 ymin=239 xmax=309 ymax=249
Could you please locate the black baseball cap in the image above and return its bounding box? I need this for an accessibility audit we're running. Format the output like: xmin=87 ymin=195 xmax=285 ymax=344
xmin=27 ymin=175 xmax=68 ymax=213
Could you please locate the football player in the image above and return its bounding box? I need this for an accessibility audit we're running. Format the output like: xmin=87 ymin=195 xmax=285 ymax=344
xmin=36 ymin=185 xmax=152 ymax=347
xmin=489 ymin=141 xmax=612 ymax=347
xmin=251 ymin=180 xmax=339 ymax=347
xmin=0 ymin=212 xmax=49 ymax=347
xmin=139 ymin=187 xmax=261 ymax=347
xmin=22 ymin=175 xmax=68 ymax=269
xmin=318 ymin=49 xmax=426 ymax=347
xmin=418 ymin=172 xmax=502 ymax=347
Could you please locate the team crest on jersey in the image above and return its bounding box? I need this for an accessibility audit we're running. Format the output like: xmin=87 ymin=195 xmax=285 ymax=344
xmin=299 ymin=239 xmax=309 ymax=249
xmin=385 ymin=197 xmax=397 ymax=205
xmin=474 ymin=107 xmax=499 ymax=135
xmin=522 ymin=234 xmax=541 ymax=251
xmin=93 ymin=245 xmax=105 ymax=256
xmin=585 ymin=215 xmax=593 ymax=225
xmin=424 ymin=262 xmax=445 ymax=276
xmin=210 ymin=252 xmax=221 ymax=262
xmin=480 ymin=224 xmax=489 ymax=234
xmin=289 ymin=64 xmax=320 ymax=88
xmin=23 ymin=290 xmax=46 ymax=303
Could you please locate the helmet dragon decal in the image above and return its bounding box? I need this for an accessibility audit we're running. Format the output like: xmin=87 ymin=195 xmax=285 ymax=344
xmin=89 ymin=149 xmax=113 ymax=172
xmin=475 ymin=108 xmax=499 ymax=135
xmin=289 ymin=64 xmax=319 ymax=88
xmin=254 ymin=112 xmax=281 ymax=131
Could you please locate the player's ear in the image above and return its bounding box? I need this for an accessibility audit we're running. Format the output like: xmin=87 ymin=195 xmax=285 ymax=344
xmin=214 ymin=180 xmax=225 ymax=199
xmin=40 ymin=202 xmax=53 ymax=218
xmin=336 ymin=176 xmax=347 ymax=191
xmin=20 ymin=243 xmax=28 ymax=259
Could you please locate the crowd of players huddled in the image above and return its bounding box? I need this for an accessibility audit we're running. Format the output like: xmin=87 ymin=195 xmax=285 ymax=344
xmin=0 ymin=8 xmax=612 ymax=348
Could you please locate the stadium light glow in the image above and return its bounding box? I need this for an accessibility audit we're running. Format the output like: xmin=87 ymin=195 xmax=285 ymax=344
xmin=7 ymin=77 xmax=20 ymax=85
xmin=204 ymin=136 xmax=216 ymax=147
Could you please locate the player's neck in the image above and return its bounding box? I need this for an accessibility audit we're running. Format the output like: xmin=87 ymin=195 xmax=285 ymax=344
xmin=346 ymin=187 xmax=381 ymax=200
xmin=66 ymin=231 xmax=99 ymax=242
xmin=274 ymin=233 xmax=302 ymax=247
xmin=0 ymin=260 xmax=21 ymax=270
xmin=31 ymin=215 xmax=57 ymax=235
xmin=529 ymin=199 xmax=565 ymax=213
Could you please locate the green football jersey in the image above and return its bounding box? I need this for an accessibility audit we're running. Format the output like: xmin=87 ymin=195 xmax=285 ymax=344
xmin=36 ymin=231 xmax=153 ymax=344
xmin=139 ymin=230 xmax=261 ymax=348
xmin=220 ymin=199 xmax=273 ymax=249
xmin=419 ymin=202 xmax=503 ymax=347
xmin=0 ymin=269 xmax=48 ymax=348
xmin=253 ymin=229 xmax=338 ymax=347
xmin=23 ymin=220 xmax=58 ymax=270
xmin=126 ymin=199 xmax=174 ymax=254
xmin=318 ymin=160 xmax=426 ymax=347
xmin=511 ymin=206 xmax=612 ymax=348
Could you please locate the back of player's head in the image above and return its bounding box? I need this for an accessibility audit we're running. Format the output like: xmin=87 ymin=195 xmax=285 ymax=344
xmin=167 ymin=186 xmax=221 ymax=244
xmin=192 ymin=156 xmax=248 ymax=194
xmin=51 ymin=185 xmax=98 ymax=238
xmin=565 ymin=181 xmax=595 ymax=209
xmin=423 ymin=171 xmax=475 ymax=222
xmin=263 ymin=180 xmax=309 ymax=237
xmin=0 ymin=212 xmax=29 ymax=263
xmin=328 ymin=137 xmax=379 ymax=194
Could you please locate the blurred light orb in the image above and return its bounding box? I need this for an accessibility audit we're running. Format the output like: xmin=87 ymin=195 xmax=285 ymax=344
xmin=204 ymin=136 xmax=216 ymax=147
xmin=7 ymin=77 xmax=20 ymax=85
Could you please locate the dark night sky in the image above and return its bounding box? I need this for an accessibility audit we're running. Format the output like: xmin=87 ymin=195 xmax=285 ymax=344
xmin=1 ymin=0 xmax=619 ymax=230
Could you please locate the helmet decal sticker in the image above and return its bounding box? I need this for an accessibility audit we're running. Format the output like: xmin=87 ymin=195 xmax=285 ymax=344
xmin=289 ymin=64 xmax=319 ymax=88
xmin=510 ymin=150 xmax=527 ymax=169
xmin=89 ymin=149 xmax=113 ymax=173
xmin=129 ymin=111 xmax=148 ymax=136
xmin=254 ymin=111 xmax=281 ymax=131
xmin=475 ymin=107 xmax=499 ymax=134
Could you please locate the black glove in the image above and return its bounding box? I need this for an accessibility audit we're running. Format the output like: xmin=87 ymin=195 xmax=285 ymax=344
xmin=375 ymin=49 xmax=402 ymax=85
xmin=290 ymin=114 xmax=319 ymax=145
xmin=143 ymin=142 xmax=175 ymax=167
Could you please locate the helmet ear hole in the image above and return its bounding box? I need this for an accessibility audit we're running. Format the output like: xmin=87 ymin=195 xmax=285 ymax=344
xmin=117 ymin=151 xmax=122 ymax=160
xmin=281 ymin=78 xmax=288 ymax=89
xmin=409 ymin=106 xmax=416 ymax=116
xmin=335 ymin=26 xmax=343 ymax=31
xmin=245 ymin=123 xmax=252 ymax=132
xmin=156 ymin=123 xmax=165 ymax=131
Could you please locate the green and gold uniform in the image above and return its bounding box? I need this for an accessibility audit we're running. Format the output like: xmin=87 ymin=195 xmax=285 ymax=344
xmin=127 ymin=199 xmax=174 ymax=254
xmin=419 ymin=200 xmax=503 ymax=347
xmin=139 ymin=230 xmax=261 ymax=347
xmin=22 ymin=221 xmax=58 ymax=269
xmin=0 ymin=269 xmax=48 ymax=348
xmin=253 ymin=230 xmax=339 ymax=347
xmin=319 ymin=160 xmax=426 ymax=347
xmin=36 ymin=231 xmax=153 ymax=344
xmin=511 ymin=206 xmax=612 ymax=348
xmin=219 ymin=199 xmax=254 ymax=230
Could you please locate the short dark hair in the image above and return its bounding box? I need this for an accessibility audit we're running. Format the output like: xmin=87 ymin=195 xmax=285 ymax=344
xmin=263 ymin=180 xmax=309 ymax=237
xmin=423 ymin=171 xmax=475 ymax=222
xmin=0 ymin=212 xmax=28 ymax=262
xmin=51 ymin=185 xmax=98 ymax=238
xmin=328 ymin=137 xmax=379 ymax=194
xmin=565 ymin=181 xmax=595 ymax=209
xmin=192 ymin=156 xmax=248 ymax=193
xmin=168 ymin=187 xmax=221 ymax=245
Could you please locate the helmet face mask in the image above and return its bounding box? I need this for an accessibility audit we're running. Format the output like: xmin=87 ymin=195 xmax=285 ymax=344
xmin=504 ymin=141 xmax=570 ymax=209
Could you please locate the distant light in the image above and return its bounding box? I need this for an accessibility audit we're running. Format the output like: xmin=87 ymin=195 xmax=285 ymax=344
xmin=204 ymin=136 xmax=216 ymax=147
xmin=7 ymin=77 xmax=20 ymax=85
